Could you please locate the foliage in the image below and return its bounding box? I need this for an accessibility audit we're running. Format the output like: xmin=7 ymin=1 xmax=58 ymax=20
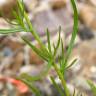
xmin=0 ymin=0 xmax=96 ymax=96
xmin=87 ymin=80 xmax=96 ymax=96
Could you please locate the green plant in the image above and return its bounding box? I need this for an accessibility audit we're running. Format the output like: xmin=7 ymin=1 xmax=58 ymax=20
xmin=87 ymin=80 xmax=96 ymax=96
xmin=0 ymin=0 xmax=86 ymax=96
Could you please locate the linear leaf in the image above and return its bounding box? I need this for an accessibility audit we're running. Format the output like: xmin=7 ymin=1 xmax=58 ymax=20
xmin=65 ymin=0 xmax=78 ymax=64
xmin=21 ymin=79 xmax=41 ymax=96
xmin=22 ymin=37 xmax=48 ymax=61
xmin=46 ymin=28 xmax=52 ymax=53
xmin=19 ymin=73 xmax=41 ymax=81
xmin=19 ymin=61 xmax=52 ymax=82
xmin=66 ymin=58 xmax=77 ymax=69
xmin=61 ymin=0 xmax=78 ymax=74
xmin=87 ymin=80 xmax=96 ymax=96
xmin=0 ymin=28 xmax=24 ymax=34
xmin=53 ymin=27 xmax=61 ymax=57
xmin=60 ymin=38 xmax=66 ymax=72
xmin=50 ymin=76 xmax=65 ymax=96
xmin=72 ymin=89 xmax=76 ymax=96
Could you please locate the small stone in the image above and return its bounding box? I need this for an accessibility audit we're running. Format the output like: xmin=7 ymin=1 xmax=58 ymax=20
xmin=29 ymin=44 xmax=44 ymax=65
xmin=73 ymin=77 xmax=90 ymax=90
xmin=78 ymin=26 xmax=94 ymax=40
xmin=0 ymin=0 xmax=7 ymax=6
xmin=20 ymin=65 xmax=35 ymax=74
xmin=10 ymin=51 xmax=24 ymax=73
xmin=3 ymin=38 xmax=24 ymax=51
xmin=0 ymin=82 xmax=3 ymax=91
xmin=88 ymin=0 xmax=96 ymax=6
xmin=0 ymin=18 xmax=9 ymax=29
xmin=49 ymin=0 xmax=66 ymax=9
xmin=32 ymin=10 xmax=59 ymax=33
xmin=80 ymin=5 xmax=96 ymax=30
xmin=3 ymin=47 xmax=13 ymax=56
xmin=20 ymin=65 xmax=44 ymax=76
xmin=0 ymin=0 xmax=18 ymax=19
xmin=71 ymin=39 xmax=96 ymax=79
xmin=90 ymin=66 xmax=96 ymax=73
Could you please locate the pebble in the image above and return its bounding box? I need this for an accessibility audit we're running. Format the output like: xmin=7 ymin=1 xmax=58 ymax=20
xmin=29 ymin=44 xmax=44 ymax=65
xmin=78 ymin=26 xmax=94 ymax=40
xmin=20 ymin=65 xmax=44 ymax=76
xmin=3 ymin=47 xmax=13 ymax=56
xmin=88 ymin=0 xmax=96 ymax=6
xmin=49 ymin=0 xmax=66 ymax=9
xmin=72 ymin=77 xmax=90 ymax=90
xmin=0 ymin=0 xmax=18 ymax=19
xmin=79 ymin=4 xmax=96 ymax=30
xmin=0 ymin=82 xmax=3 ymax=91
xmin=90 ymin=66 xmax=96 ymax=73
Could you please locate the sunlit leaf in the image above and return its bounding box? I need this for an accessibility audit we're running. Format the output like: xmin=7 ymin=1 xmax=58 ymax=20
xmin=0 ymin=28 xmax=24 ymax=34
xmin=66 ymin=58 xmax=77 ymax=69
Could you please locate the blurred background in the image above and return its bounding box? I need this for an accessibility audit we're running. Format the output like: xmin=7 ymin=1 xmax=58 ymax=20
xmin=0 ymin=0 xmax=96 ymax=96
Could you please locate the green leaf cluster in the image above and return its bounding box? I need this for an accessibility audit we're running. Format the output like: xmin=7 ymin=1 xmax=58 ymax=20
xmin=0 ymin=0 xmax=93 ymax=96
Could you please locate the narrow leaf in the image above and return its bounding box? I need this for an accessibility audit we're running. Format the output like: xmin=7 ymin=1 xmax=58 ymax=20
xmin=0 ymin=28 xmax=24 ymax=34
xmin=87 ymin=80 xmax=96 ymax=96
xmin=64 ymin=0 xmax=78 ymax=65
xmin=19 ymin=61 xmax=52 ymax=82
xmin=53 ymin=27 xmax=61 ymax=57
xmin=21 ymin=79 xmax=41 ymax=96
xmin=66 ymin=58 xmax=77 ymax=69
xmin=46 ymin=28 xmax=52 ymax=53
xmin=60 ymin=38 xmax=66 ymax=73
xmin=19 ymin=73 xmax=41 ymax=81
xmin=72 ymin=89 xmax=76 ymax=96
xmin=50 ymin=76 xmax=65 ymax=96
xmin=22 ymin=37 xmax=48 ymax=61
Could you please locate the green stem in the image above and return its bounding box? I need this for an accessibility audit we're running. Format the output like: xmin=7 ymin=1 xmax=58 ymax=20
xmin=24 ymin=12 xmax=51 ymax=57
xmin=53 ymin=63 xmax=70 ymax=96
xmin=50 ymin=76 xmax=65 ymax=96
